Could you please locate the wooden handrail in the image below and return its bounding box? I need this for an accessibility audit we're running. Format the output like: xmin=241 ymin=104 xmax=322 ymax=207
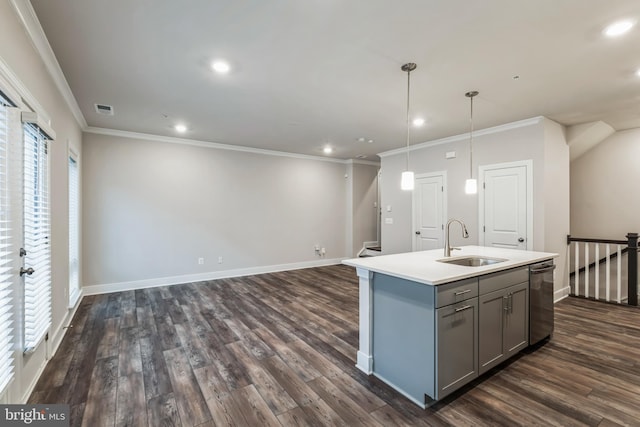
xmin=567 ymin=235 xmax=627 ymax=245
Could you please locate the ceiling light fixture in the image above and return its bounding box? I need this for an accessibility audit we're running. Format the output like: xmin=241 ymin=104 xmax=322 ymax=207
xmin=465 ymin=91 xmax=479 ymax=195
xmin=604 ymin=19 xmax=635 ymax=37
xmin=174 ymin=124 xmax=187 ymax=133
xmin=323 ymin=146 xmax=333 ymax=154
xmin=211 ymin=60 xmax=231 ymax=74
xmin=401 ymin=62 xmax=417 ymax=191
xmin=413 ymin=118 xmax=425 ymax=127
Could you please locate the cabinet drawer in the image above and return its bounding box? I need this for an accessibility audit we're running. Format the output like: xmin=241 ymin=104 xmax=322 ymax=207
xmin=435 ymin=278 xmax=478 ymax=308
xmin=479 ymin=266 xmax=528 ymax=295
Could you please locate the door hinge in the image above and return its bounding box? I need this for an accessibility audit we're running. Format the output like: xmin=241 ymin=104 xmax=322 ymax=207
xmin=483 ymin=182 xmax=486 ymax=189
xmin=441 ymin=186 xmax=444 ymax=192
xmin=483 ymin=226 xmax=486 ymax=232
xmin=45 ymin=332 xmax=49 ymax=341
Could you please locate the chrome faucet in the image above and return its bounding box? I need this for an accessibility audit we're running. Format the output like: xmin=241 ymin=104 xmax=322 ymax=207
xmin=444 ymin=219 xmax=469 ymax=257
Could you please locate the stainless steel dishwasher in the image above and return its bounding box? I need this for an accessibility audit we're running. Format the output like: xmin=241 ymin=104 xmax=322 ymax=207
xmin=529 ymin=260 xmax=556 ymax=345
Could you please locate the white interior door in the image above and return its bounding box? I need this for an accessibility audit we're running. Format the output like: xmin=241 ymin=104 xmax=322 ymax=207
xmin=413 ymin=172 xmax=446 ymax=251
xmin=480 ymin=161 xmax=532 ymax=250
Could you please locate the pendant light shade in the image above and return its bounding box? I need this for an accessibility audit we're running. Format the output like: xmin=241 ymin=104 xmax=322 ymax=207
xmin=464 ymin=178 xmax=477 ymax=194
xmin=465 ymin=91 xmax=479 ymax=195
xmin=401 ymin=171 xmax=415 ymax=191
xmin=400 ymin=63 xmax=417 ymax=191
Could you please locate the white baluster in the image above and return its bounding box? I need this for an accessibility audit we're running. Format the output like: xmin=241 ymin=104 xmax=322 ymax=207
xmin=606 ymin=244 xmax=611 ymax=302
xmin=585 ymin=243 xmax=590 ymax=298
xmin=617 ymin=245 xmax=622 ymax=304
xmin=595 ymin=244 xmax=600 ymax=300
xmin=575 ymin=243 xmax=580 ymax=296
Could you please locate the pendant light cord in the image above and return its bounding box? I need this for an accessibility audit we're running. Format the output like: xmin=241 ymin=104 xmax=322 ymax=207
xmin=465 ymin=90 xmax=478 ymax=179
xmin=469 ymin=94 xmax=473 ymax=178
xmin=405 ymin=68 xmax=411 ymax=171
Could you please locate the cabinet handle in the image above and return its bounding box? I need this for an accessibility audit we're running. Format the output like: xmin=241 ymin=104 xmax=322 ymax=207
xmin=510 ymin=293 xmax=514 ymax=314
xmin=454 ymin=289 xmax=472 ymax=296
xmin=503 ymin=295 xmax=509 ymax=312
xmin=454 ymin=305 xmax=472 ymax=312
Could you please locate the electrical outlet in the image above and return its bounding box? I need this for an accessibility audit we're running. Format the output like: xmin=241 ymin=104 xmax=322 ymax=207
xmin=218 ymin=256 xmax=223 ymax=264
xmin=198 ymin=257 xmax=204 ymax=265
xmin=321 ymin=247 xmax=326 ymax=255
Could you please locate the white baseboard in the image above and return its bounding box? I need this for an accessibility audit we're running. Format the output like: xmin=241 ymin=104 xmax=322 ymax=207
xmin=21 ymin=289 xmax=85 ymax=403
xmin=50 ymin=289 xmax=85 ymax=357
xmin=83 ymin=257 xmax=346 ymax=295
xmin=554 ymin=285 xmax=571 ymax=303
xmin=356 ymin=351 xmax=373 ymax=375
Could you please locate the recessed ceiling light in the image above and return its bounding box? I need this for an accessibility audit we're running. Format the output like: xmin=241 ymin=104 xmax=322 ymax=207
xmin=211 ymin=60 xmax=231 ymax=74
xmin=174 ymin=124 xmax=187 ymax=133
xmin=603 ymin=19 xmax=636 ymax=37
xmin=357 ymin=137 xmax=366 ymax=142
xmin=323 ymin=146 xmax=333 ymax=154
xmin=636 ymin=68 xmax=640 ymax=77
xmin=412 ymin=118 xmax=425 ymax=127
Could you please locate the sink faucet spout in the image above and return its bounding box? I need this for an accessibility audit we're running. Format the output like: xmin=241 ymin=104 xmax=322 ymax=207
xmin=444 ymin=219 xmax=469 ymax=257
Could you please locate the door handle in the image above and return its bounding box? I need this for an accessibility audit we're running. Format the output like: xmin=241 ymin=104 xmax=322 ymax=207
xmin=20 ymin=267 xmax=35 ymax=276
xmin=415 ymin=231 xmax=421 ymax=235
xmin=518 ymin=237 xmax=525 ymax=242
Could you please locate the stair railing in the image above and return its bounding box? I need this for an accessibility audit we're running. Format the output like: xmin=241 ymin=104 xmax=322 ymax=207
xmin=566 ymin=233 xmax=638 ymax=306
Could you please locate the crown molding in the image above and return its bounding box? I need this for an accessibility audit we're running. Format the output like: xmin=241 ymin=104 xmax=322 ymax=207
xmin=378 ymin=116 xmax=544 ymax=158
xmin=0 ymin=54 xmax=54 ymax=125
xmin=10 ymin=0 xmax=87 ymax=129
xmin=85 ymin=126 xmax=377 ymax=165
xmin=345 ymin=159 xmax=381 ymax=167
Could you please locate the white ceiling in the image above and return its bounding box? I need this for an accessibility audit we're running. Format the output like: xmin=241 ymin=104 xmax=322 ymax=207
xmin=29 ymin=0 xmax=640 ymax=160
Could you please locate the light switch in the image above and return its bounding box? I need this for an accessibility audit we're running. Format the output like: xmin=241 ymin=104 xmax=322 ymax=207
xmin=386 ymin=205 xmax=392 ymax=212
xmin=385 ymin=218 xmax=393 ymax=225
xmin=445 ymin=151 xmax=456 ymax=159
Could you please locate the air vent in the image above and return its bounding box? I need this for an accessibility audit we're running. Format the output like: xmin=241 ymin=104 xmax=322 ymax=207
xmin=94 ymin=103 xmax=114 ymax=115
xmin=356 ymin=154 xmax=368 ymax=159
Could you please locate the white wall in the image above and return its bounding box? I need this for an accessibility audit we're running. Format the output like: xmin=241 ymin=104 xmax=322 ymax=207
xmin=381 ymin=118 xmax=546 ymax=254
xmin=379 ymin=117 xmax=570 ymax=295
xmin=571 ymin=128 xmax=640 ymax=239
xmin=0 ymin=0 xmax=82 ymax=402
xmin=348 ymin=162 xmax=378 ymax=257
xmin=543 ymin=119 xmax=570 ymax=298
xmin=82 ymin=131 xmax=358 ymax=290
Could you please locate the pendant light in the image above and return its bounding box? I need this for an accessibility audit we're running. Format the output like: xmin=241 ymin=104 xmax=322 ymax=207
xmin=464 ymin=90 xmax=479 ymax=194
xmin=400 ymin=63 xmax=417 ymax=191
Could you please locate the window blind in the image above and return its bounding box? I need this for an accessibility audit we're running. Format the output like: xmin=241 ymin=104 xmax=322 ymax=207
xmin=0 ymin=98 xmax=13 ymax=393
xmin=23 ymin=123 xmax=51 ymax=353
xmin=68 ymin=156 xmax=79 ymax=307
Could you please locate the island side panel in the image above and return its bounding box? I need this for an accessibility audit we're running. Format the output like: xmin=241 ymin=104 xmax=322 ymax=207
xmin=372 ymin=273 xmax=436 ymax=407
xmin=356 ymin=267 xmax=374 ymax=374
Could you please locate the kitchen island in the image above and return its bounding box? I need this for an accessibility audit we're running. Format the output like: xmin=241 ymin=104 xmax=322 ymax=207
xmin=343 ymin=245 xmax=558 ymax=408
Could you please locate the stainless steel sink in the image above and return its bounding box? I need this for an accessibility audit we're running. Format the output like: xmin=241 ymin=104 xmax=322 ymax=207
xmin=437 ymin=256 xmax=508 ymax=267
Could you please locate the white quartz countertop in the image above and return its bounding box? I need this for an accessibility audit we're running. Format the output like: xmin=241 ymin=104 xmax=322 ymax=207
xmin=343 ymin=246 xmax=558 ymax=285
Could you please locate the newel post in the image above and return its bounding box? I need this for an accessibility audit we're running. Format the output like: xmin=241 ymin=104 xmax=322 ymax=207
xmin=627 ymin=233 xmax=638 ymax=306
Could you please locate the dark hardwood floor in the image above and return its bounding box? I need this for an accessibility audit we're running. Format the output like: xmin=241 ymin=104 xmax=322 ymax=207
xmin=29 ymin=265 xmax=640 ymax=426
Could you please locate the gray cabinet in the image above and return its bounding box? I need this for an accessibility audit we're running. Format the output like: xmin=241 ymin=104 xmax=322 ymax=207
xmin=371 ymin=266 xmax=531 ymax=407
xmin=478 ymin=268 xmax=529 ymax=374
xmin=436 ymin=298 xmax=478 ymax=398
